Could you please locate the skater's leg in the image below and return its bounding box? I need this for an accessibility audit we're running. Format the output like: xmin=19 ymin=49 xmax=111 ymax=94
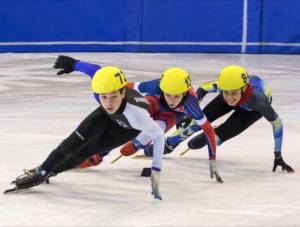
xmin=40 ymin=107 xmax=108 ymax=173
xmin=188 ymin=108 xmax=262 ymax=149
xmin=52 ymin=121 xmax=140 ymax=173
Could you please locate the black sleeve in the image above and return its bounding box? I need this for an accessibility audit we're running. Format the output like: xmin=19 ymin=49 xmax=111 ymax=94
xmin=247 ymin=90 xmax=278 ymax=122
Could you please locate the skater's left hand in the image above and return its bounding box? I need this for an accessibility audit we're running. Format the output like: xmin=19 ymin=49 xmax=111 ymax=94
xmin=209 ymin=159 xmax=224 ymax=183
xmin=176 ymin=116 xmax=192 ymax=129
xmin=150 ymin=169 xmax=162 ymax=200
xmin=273 ymin=154 xmax=294 ymax=173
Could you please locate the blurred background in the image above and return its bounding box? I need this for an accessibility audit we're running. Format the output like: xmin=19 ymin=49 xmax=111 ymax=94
xmin=1 ymin=0 xmax=300 ymax=54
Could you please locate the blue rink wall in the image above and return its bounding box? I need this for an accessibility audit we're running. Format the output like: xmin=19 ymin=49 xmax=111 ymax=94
xmin=1 ymin=0 xmax=300 ymax=54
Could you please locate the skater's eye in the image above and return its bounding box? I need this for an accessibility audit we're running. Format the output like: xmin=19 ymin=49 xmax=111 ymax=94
xmin=101 ymin=95 xmax=118 ymax=100
xmin=165 ymin=94 xmax=181 ymax=99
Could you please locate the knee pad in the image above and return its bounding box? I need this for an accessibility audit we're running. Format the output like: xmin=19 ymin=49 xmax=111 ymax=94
xmin=79 ymin=154 xmax=103 ymax=168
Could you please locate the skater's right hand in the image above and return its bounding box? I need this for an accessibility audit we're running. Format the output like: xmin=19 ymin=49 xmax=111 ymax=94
xmin=150 ymin=168 xmax=162 ymax=200
xmin=209 ymin=159 xmax=224 ymax=183
xmin=53 ymin=55 xmax=76 ymax=75
xmin=176 ymin=116 xmax=192 ymax=129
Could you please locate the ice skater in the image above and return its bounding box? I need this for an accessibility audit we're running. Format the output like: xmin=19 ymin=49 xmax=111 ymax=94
xmin=7 ymin=66 xmax=165 ymax=200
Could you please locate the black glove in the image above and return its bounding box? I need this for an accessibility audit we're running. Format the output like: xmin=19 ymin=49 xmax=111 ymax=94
xmin=144 ymin=140 xmax=177 ymax=157
xmin=196 ymin=87 xmax=208 ymax=102
xmin=53 ymin=55 xmax=76 ymax=75
xmin=176 ymin=116 xmax=192 ymax=129
xmin=272 ymin=153 xmax=294 ymax=173
xmin=164 ymin=142 xmax=177 ymax=154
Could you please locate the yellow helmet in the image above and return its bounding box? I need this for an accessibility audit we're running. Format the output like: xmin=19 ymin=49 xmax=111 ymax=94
xmin=160 ymin=67 xmax=191 ymax=94
xmin=218 ymin=65 xmax=249 ymax=91
xmin=92 ymin=66 xmax=127 ymax=94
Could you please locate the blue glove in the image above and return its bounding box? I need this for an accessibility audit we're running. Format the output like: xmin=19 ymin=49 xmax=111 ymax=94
xmin=150 ymin=168 xmax=162 ymax=200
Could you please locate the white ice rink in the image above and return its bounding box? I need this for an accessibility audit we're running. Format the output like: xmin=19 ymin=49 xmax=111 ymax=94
xmin=0 ymin=53 xmax=300 ymax=226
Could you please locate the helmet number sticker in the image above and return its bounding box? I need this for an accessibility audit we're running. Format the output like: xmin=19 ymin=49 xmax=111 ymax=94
xmin=241 ymin=73 xmax=249 ymax=84
xmin=185 ymin=76 xmax=191 ymax=87
xmin=115 ymin=72 xmax=126 ymax=84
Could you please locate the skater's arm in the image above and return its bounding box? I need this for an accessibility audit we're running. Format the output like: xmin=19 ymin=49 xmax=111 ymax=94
xmin=165 ymin=95 xmax=216 ymax=159
xmin=127 ymin=79 xmax=161 ymax=95
xmin=74 ymin=61 xmax=101 ymax=79
xmin=249 ymin=90 xmax=283 ymax=153
xmin=184 ymin=95 xmax=216 ymax=159
xmin=54 ymin=55 xmax=101 ymax=78
xmin=124 ymin=104 xmax=165 ymax=170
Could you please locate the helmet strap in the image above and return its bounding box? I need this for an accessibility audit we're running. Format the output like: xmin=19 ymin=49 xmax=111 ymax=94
xmin=119 ymin=87 xmax=126 ymax=94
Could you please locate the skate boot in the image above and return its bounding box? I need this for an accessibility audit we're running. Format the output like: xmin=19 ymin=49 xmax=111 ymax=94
xmin=4 ymin=167 xmax=56 ymax=194
xmin=11 ymin=166 xmax=55 ymax=184
xmin=15 ymin=167 xmax=48 ymax=189
xmin=10 ymin=167 xmax=38 ymax=184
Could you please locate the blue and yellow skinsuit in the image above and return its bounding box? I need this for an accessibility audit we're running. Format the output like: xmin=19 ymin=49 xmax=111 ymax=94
xmin=175 ymin=75 xmax=283 ymax=157
xmin=73 ymin=60 xmax=217 ymax=160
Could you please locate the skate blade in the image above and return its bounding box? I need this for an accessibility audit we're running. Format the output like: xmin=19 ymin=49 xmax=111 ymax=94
xmin=132 ymin=154 xmax=151 ymax=160
xmin=3 ymin=187 xmax=28 ymax=194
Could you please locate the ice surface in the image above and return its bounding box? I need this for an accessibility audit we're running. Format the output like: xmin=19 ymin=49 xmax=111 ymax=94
xmin=0 ymin=53 xmax=300 ymax=226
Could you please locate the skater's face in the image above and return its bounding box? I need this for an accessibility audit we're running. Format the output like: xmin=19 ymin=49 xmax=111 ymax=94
xmin=100 ymin=90 xmax=125 ymax=114
xmin=164 ymin=93 xmax=184 ymax=108
xmin=222 ymin=89 xmax=242 ymax=106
